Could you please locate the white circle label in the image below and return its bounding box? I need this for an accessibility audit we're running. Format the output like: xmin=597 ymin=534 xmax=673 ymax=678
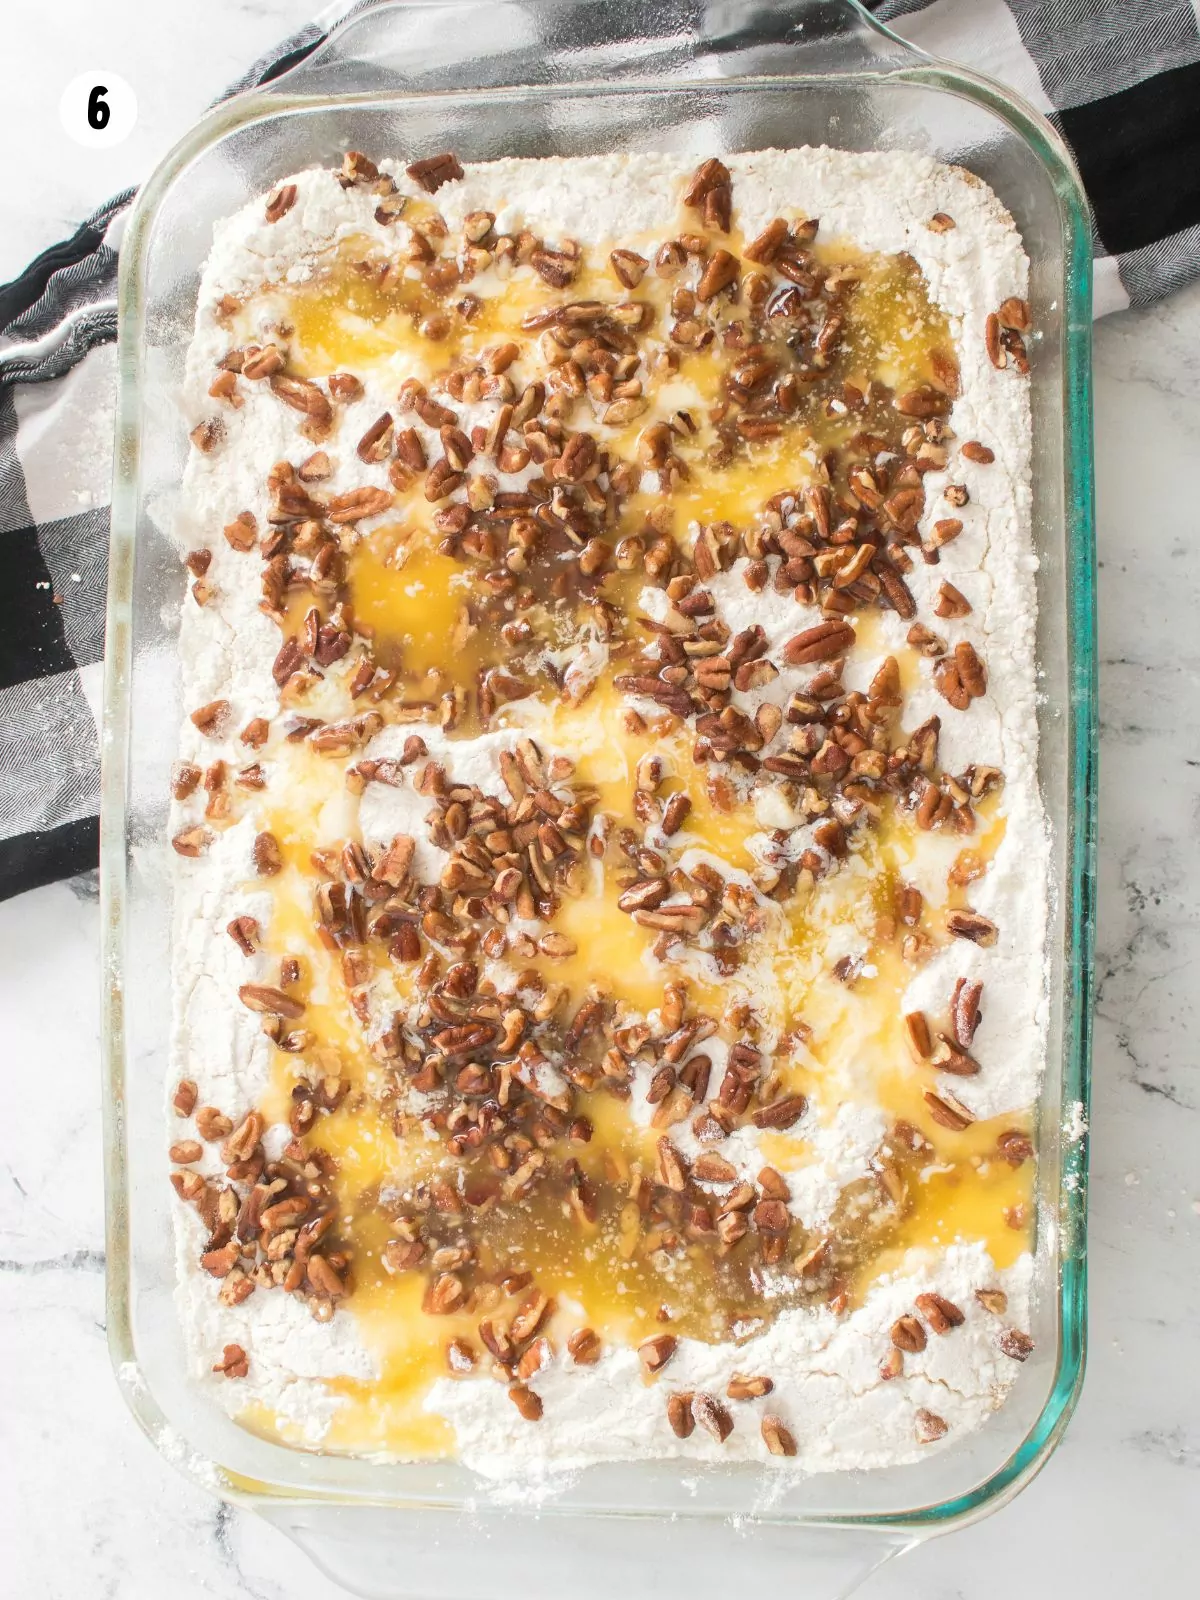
xmin=60 ymin=73 xmax=137 ymax=148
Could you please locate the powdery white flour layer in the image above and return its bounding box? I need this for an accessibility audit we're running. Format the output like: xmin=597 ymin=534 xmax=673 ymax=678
xmin=169 ymin=146 xmax=1046 ymax=1478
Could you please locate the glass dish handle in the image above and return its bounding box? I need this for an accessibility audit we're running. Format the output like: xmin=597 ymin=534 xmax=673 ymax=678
xmin=268 ymin=0 xmax=927 ymax=101
xmin=262 ymin=1501 xmax=918 ymax=1599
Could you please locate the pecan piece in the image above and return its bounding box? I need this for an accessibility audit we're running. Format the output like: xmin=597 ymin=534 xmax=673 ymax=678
xmin=955 ymin=640 xmax=987 ymax=698
xmin=934 ymin=657 xmax=970 ymax=711
xmin=682 ymin=157 xmax=731 ymax=207
xmin=950 ymin=978 xmax=983 ymax=1048
xmin=510 ymin=1290 xmax=551 ymax=1344
xmin=894 ymin=386 xmax=952 ymax=418
xmin=935 ymin=581 xmax=971 ymax=619
xmin=327 ymin=486 xmax=394 ymax=523
xmin=424 ymin=1272 xmax=466 ymax=1315
xmin=923 ymin=1089 xmax=974 ymax=1131
xmin=508 ymin=1383 xmax=543 ymax=1421
xmin=424 ymin=458 xmax=465 ymax=502
xmin=997 ymin=1328 xmax=1034 ymax=1361
xmin=357 ymin=412 xmax=394 ymax=463
xmin=751 ymin=1095 xmax=807 ymax=1131
xmin=696 ymin=249 xmax=739 ymax=302
xmin=190 ymin=700 xmax=230 ymax=737
xmin=269 ymin=374 xmax=332 ymax=428
xmin=241 ymin=343 xmax=286 ymax=380
xmin=339 ymin=150 xmax=379 ymax=186
xmin=726 ymin=1373 xmax=774 ymax=1401
xmin=238 ymin=983 xmax=305 ymax=1020
xmin=998 ymin=297 xmax=1032 ymax=332
xmin=252 ymin=831 xmax=283 ymax=876
xmin=890 ymin=1315 xmax=927 ymax=1353
xmin=667 ymin=1392 xmax=695 ymax=1438
xmin=532 ymin=247 xmax=580 ymax=288
xmin=915 ymin=1408 xmax=948 ymax=1444
xmin=660 ymin=793 xmax=692 ymax=835
xmin=904 ymin=1011 xmax=932 ymax=1061
xmin=265 ymin=185 xmax=297 ymax=224
xmin=946 ymin=909 xmax=998 ymax=946
xmin=171 ymin=826 xmax=210 ymax=858
xmin=406 ymin=152 xmax=464 ymax=192
xmin=329 ymin=372 xmax=363 ymax=403
xmin=610 ymin=248 xmax=648 ymax=288
xmin=639 ymin=1334 xmax=678 ymax=1376
xmin=761 ymin=1414 xmax=798 ymax=1456
xmin=171 ymin=762 xmax=201 ymax=800
xmin=190 ymin=419 xmax=223 ymax=454
xmin=783 ymin=621 xmax=855 ymax=665
xmin=743 ymin=218 xmax=789 ymax=264
xmin=226 ymin=916 xmax=260 ymax=956
xmin=691 ymin=1392 xmax=734 ymax=1443
xmin=567 ymin=1327 xmax=601 ymax=1365
xmin=172 ymin=1079 xmax=198 ymax=1117
xmin=196 ymin=1106 xmax=233 ymax=1141
xmin=223 ymin=511 xmax=257 ymax=552
xmin=213 ymin=1343 xmax=249 ymax=1377
xmin=915 ymin=1292 xmax=965 ymax=1334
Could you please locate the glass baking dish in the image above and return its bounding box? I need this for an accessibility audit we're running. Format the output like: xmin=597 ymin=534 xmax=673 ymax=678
xmin=101 ymin=1 xmax=1096 ymax=1593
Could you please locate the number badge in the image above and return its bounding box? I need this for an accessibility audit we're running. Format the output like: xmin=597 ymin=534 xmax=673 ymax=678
xmin=60 ymin=73 xmax=137 ymax=148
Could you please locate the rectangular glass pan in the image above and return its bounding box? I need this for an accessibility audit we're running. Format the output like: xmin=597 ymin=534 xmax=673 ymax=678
xmin=102 ymin=0 xmax=1095 ymax=1587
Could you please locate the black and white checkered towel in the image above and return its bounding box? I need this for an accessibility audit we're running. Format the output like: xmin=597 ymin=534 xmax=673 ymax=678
xmin=3 ymin=0 xmax=1198 ymax=900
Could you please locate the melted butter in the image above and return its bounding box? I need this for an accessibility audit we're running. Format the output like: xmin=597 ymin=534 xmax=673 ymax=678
xmin=261 ymin=236 xmax=551 ymax=381
xmin=347 ymin=534 xmax=482 ymax=682
xmin=831 ymin=242 xmax=955 ymax=392
xmin=671 ymin=759 xmax=761 ymax=869
xmin=530 ymin=868 xmax=669 ymax=1015
xmin=624 ymin=437 xmax=814 ymax=539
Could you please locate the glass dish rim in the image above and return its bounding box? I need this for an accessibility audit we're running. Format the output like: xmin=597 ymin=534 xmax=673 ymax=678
xmin=101 ymin=42 xmax=1096 ymax=1538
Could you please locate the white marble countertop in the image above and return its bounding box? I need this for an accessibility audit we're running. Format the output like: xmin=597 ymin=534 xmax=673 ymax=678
xmin=2 ymin=2 xmax=1198 ymax=1596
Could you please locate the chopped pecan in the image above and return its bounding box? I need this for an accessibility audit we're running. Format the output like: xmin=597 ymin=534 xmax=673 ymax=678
xmin=252 ymin=831 xmax=283 ymax=876
xmin=915 ymin=1408 xmax=948 ymax=1443
xmin=639 ymin=1334 xmax=678 ymax=1376
xmin=339 ymin=150 xmax=379 ymax=186
xmin=946 ymin=909 xmax=998 ymax=946
xmin=238 ymin=983 xmax=305 ymax=1020
xmin=172 ymin=1079 xmax=198 ymax=1117
xmin=327 ymin=486 xmax=394 ymax=523
xmin=783 ymin=621 xmax=855 ymax=665
xmin=213 ymin=1343 xmax=249 ymax=1377
xmin=696 ymin=249 xmax=739 ymax=302
xmin=171 ymin=826 xmax=210 ymax=858
xmin=761 ymin=1414 xmax=797 ymax=1456
xmin=997 ymin=1327 xmax=1035 ymax=1361
xmin=691 ymin=1392 xmax=733 ymax=1443
xmin=265 ymin=185 xmax=297 ymax=223
xmin=923 ymin=1088 xmax=974 ymax=1131
xmin=950 ymin=978 xmax=983 ymax=1047
xmin=190 ymin=700 xmax=230 ymax=737
xmin=508 ymin=1383 xmax=543 ymax=1421
xmin=890 ymin=1315 xmax=927 ymax=1353
xmin=567 ymin=1327 xmax=601 ymax=1366
xmin=726 ymin=1373 xmax=774 ymax=1401
xmin=269 ymin=374 xmax=332 ymax=428
xmin=406 ymin=152 xmax=464 ymax=193
xmin=751 ymin=1095 xmax=807 ymax=1131
xmin=667 ymin=1392 xmax=695 ymax=1438
xmin=915 ymin=1292 xmax=965 ymax=1334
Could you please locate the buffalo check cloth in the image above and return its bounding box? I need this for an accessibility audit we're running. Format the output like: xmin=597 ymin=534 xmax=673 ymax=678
xmin=2 ymin=0 xmax=1199 ymax=899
